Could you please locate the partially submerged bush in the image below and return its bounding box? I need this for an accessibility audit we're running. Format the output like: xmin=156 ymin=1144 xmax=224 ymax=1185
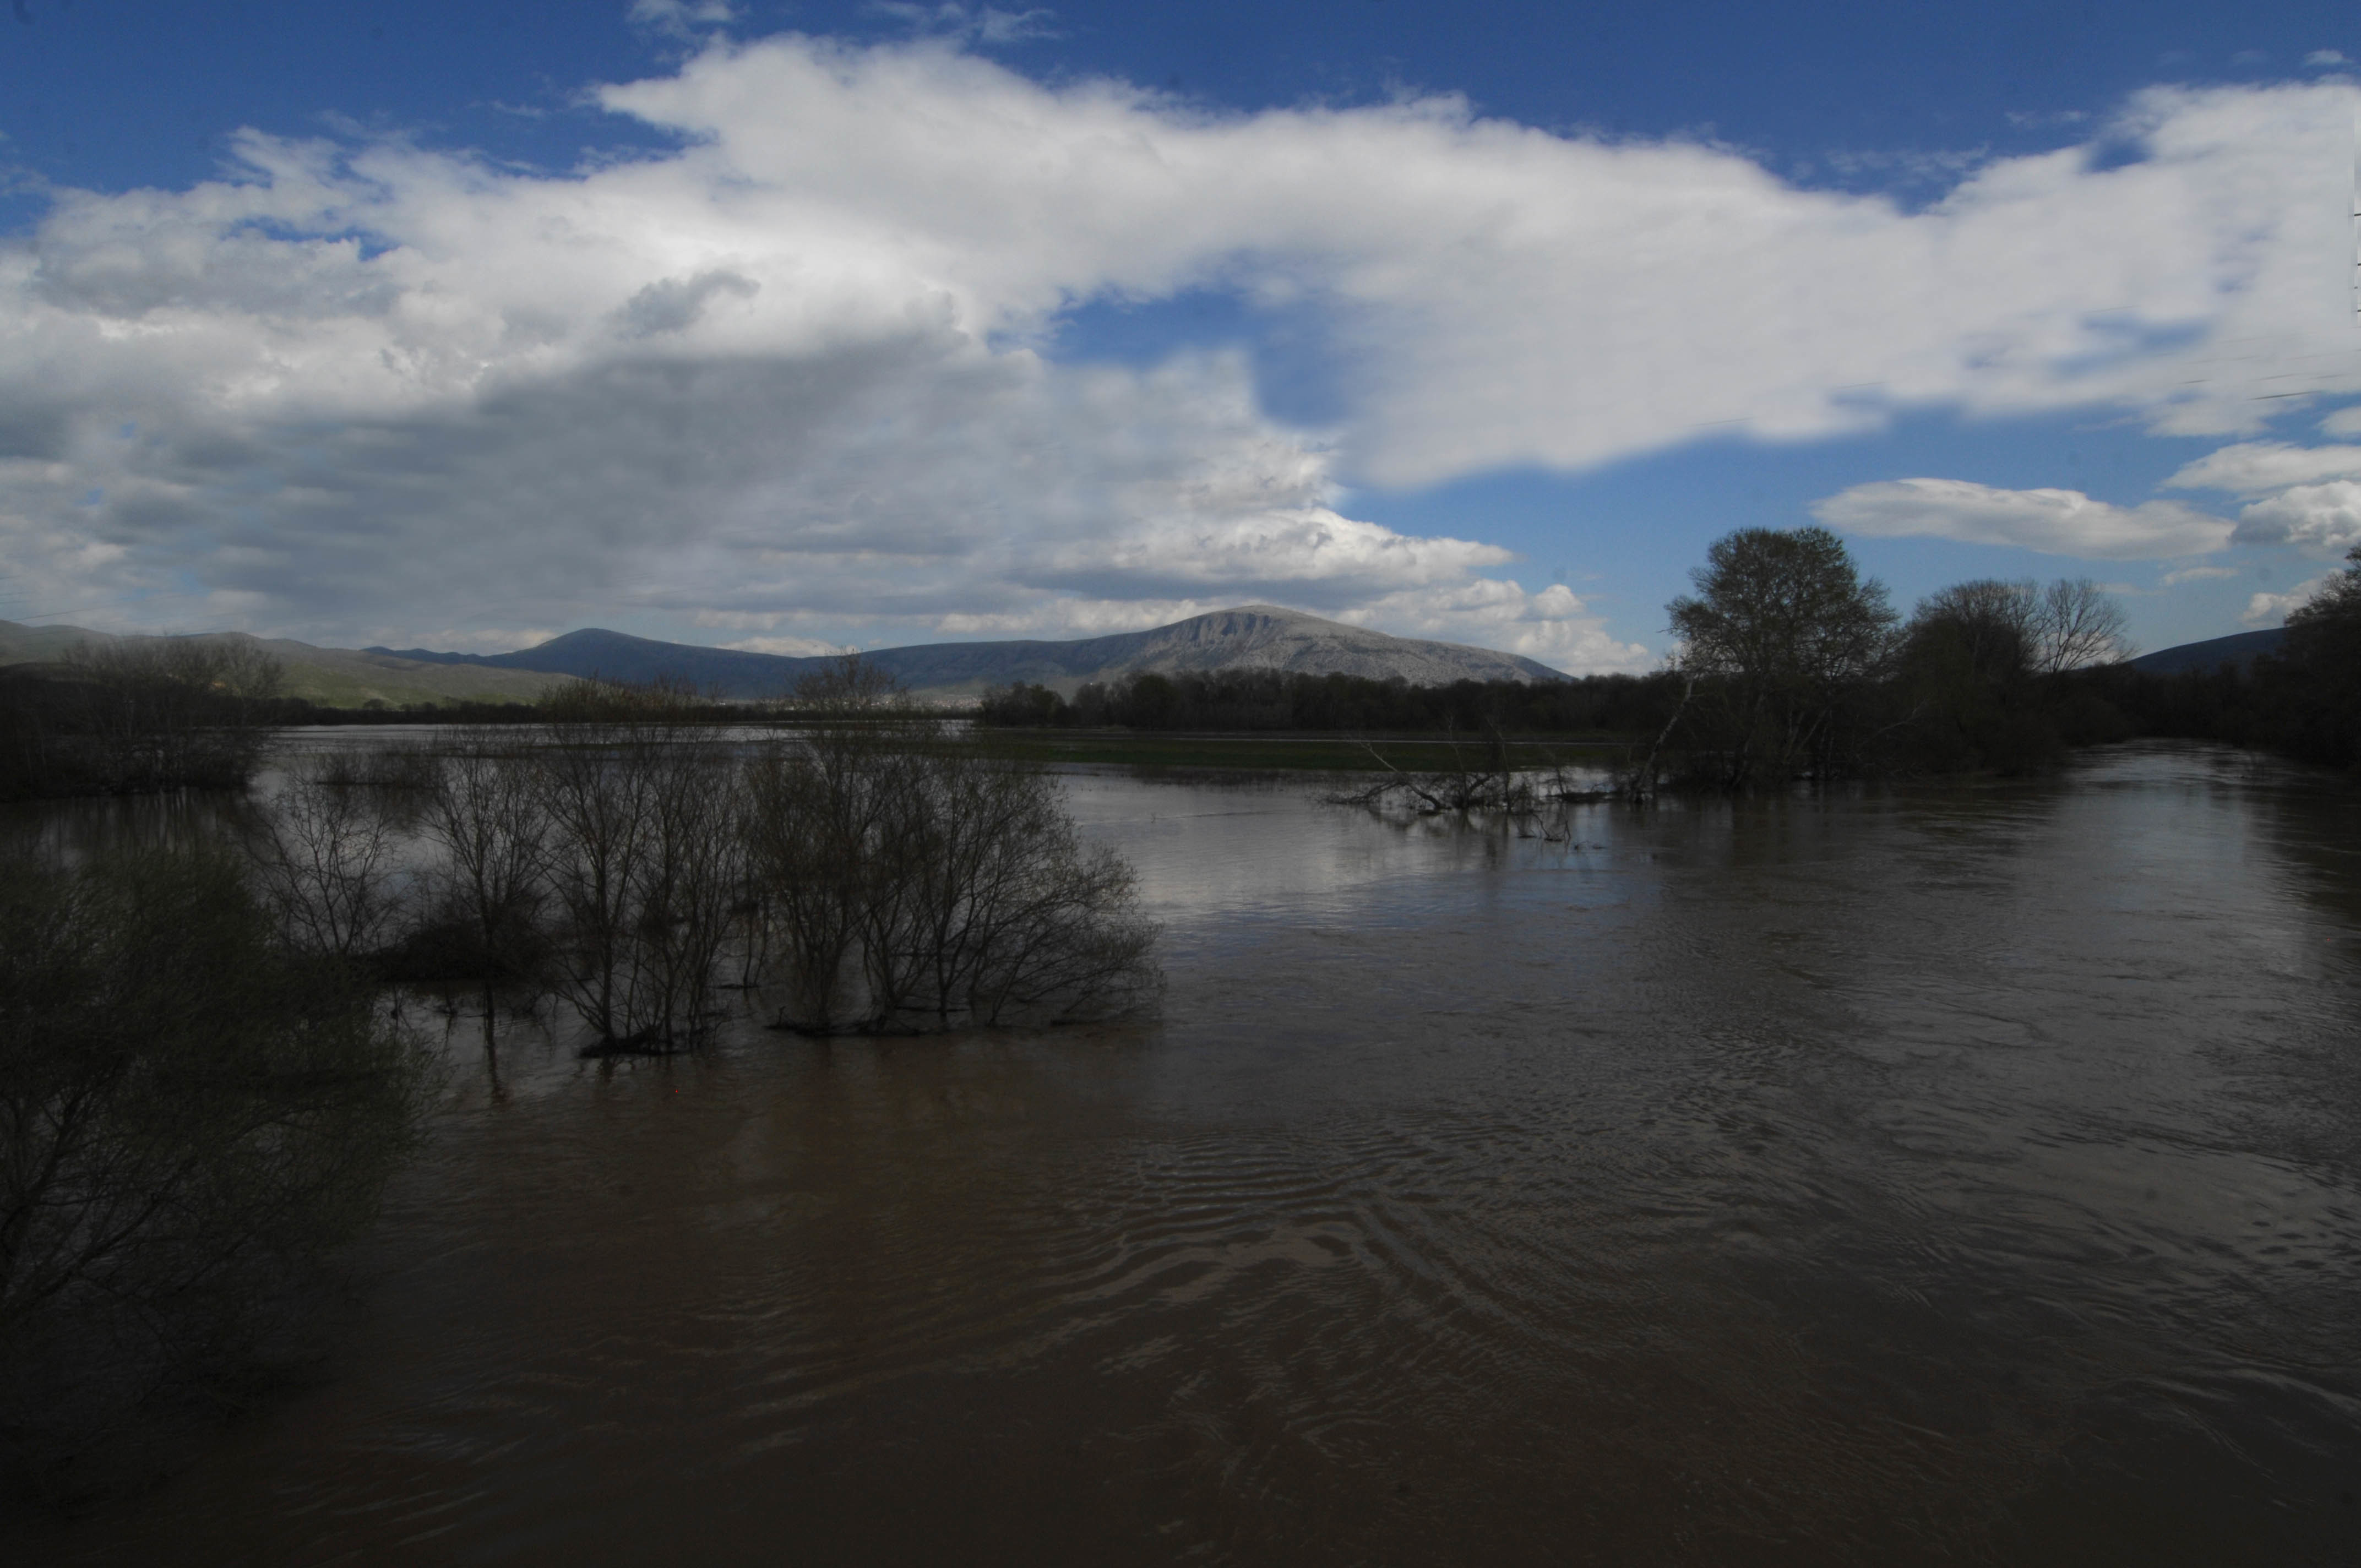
xmin=0 ymin=639 xmax=285 ymax=799
xmin=0 ymin=845 xmax=430 ymax=1486
xmin=746 ymin=705 xmax=1158 ymax=1034
xmin=536 ymin=681 xmax=744 ymax=1052
xmin=249 ymin=754 xmax=410 ymax=961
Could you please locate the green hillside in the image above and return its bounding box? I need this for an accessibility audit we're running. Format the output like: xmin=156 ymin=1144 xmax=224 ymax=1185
xmin=0 ymin=622 xmax=575 ymax=708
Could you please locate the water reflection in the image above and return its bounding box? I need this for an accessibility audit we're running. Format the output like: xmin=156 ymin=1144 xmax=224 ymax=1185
xmin=8 ymin=742 xmax=2358 ymax=1565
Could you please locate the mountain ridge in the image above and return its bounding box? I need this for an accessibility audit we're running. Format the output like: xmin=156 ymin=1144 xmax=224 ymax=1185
xmin=368 ymin=605 xmax=1569 ymax=699
xmin=2124 ymin=627 xmax=2286 ymax=676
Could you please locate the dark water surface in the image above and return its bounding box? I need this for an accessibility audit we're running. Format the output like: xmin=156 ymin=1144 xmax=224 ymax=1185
xmin=13 ymin=742 xmax=2359 ymax=1564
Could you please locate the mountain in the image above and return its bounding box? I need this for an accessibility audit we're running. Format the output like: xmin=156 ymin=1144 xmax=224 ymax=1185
xmin=371 ymin=605 xmax=1569 ymax=699
xmin=2127 ymin=627 xmax=2286 ymax=676
xmin=0 ymin=620 xmax=574 ymax=708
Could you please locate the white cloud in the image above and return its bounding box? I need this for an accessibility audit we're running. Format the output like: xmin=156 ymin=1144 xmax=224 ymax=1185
xmin=869 ymin=4 xmax=1059 ymax=46
xmin=4 ymin=37 xmax=2360 ymax=660
xmin=401 ymin=626 xmax=564 ymax=652
xmin=721 ymin=634 xmax=859 ymax=656
xmin=628 ymin=1 xmax=737 ymax=39
xmin=1334 ymin=580 xmax=1653 ymax=673
xmin=2305 ymin=50 xmax=2349 ymax=68
xmin=2245 ymin=575 xmax=2329 ymax=623
xmin=2232 ymin=480 xmax=2361 ymax=554
xmin=2320 ymin=405 xmax=2361 ymax=435
xmin=2159 ymin=564 xmax=2238 ymax=585
xmin=2162 ymin=440 xmax=2361 ymax=494
xmin=1810 ymin=478 xmax=2234 ymax=558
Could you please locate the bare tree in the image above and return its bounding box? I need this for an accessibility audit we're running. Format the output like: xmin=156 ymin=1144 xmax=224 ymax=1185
xmin=418 ymin=729 xmax=548 ymax=1039
xmin=743 ymin=721 xmax=921 ymax=1032
xmin=789 ymin=652 xmax=905 ymax=715
xmin=627 ymin=736 xmax=744 ymax=1046
xmin=744 ymin=667 xmax=1158 ymax=1033
xmin=535 ymin=680 xmax=744 ymax=1051
xmin=56 ymin=637 xmax=286 ymax=793
xmin=2032 ymin=578 xmax=2131 ymax=673
xmin=251 ymin=754 xmax=405 ymax=962
xmin=535 ymin=688 xmax=663 ymax=1042
xmin=1904 ymin=577 xmax=2130 ymax=681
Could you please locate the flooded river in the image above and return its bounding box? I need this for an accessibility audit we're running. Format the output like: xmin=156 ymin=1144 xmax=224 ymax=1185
xmin=10 ymin=742 xmax=2358 ymax=1564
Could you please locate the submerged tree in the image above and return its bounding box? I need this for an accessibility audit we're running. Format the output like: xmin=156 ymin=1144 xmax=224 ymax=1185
xmin=536 ymin=680 xmax=744 ymax=1051
xmin=417 ymin=729 xmax=550 ymax=1041
xmin=743 ymin=702 xmax=928 ymax=1033
xmin=868 ymin=744 xmax=1158 ymax=1029
xmin=1 ymin=638 xmax=287 ymax=798
xmin=1664 ymin=526 xmax=1898 ymax=788
xmin=249 ymin=753 xmax=407 ymax=962
xmin=745 ymin=661 xmax=1158 ymax=1033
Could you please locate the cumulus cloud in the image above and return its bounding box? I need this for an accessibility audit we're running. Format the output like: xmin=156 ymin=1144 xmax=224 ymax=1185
xmin=1810 ymin=478 xmax=2234 ymax=558
xmin=408 ymin=626 xmax=565 ymax=652
xmin=721 ymin=634 xmax=860 ymax=656
xmin=2163 ymin=438 xmax=2361 ymax=556
xmin=1334 ymin=580 xmax=1652 ymax=672
xmin=2162 ymin=440 xmax=2361 ymax=495
xmin=2245 ymin=575 xmax=2330 ymax=623
xmin=3 ymin=36 xmax=2358 ymax=660
xmin=2159 ymin=564 xmax=2238 ymax=585
xmin=2231 ymin=480 xmax=2361 ymax=554
xmin=616 ymin=269 xmax=760 ymax=337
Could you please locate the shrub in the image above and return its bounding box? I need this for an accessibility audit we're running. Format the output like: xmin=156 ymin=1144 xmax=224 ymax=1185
xmin=0 ymin=845 xmax=430 ymax=1484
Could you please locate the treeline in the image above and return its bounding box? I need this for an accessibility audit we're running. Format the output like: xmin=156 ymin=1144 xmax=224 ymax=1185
xmin=0 ymin=641 xmax=777 ymax=801
xmin=1646 ymin=529 xmax=2361 ymax=787
xmin=1626 ymin=530 xmax=2144 ymax=789
xmin=978 ymin=666 xmax=1682 ymax=735
xmin=979 ymin=532 xmax=2361 ymax=790
xmin=0 ymin=641 xmax=290 ymax=799
xmin=2080 ymin=551 xmax=2360 ymax=769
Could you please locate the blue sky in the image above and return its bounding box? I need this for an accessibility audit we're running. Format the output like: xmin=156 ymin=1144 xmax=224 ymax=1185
xmin=3 ymin=1 xmax=2358 ymax=665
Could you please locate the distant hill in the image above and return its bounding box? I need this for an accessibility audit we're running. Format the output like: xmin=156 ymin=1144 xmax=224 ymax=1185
xmin=372 ymin=605 xmax=1568 ymax=699
xmin=2128 ymin=628 xmax=2287 ymax=676
xmin=0 ymin=620 xmax=573 ymax=708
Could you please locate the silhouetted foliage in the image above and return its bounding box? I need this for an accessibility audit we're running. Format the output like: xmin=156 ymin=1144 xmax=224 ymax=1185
xmin=1883 ymin=578 xmax=2132 ymax=775
xmin=248 ymin=755 xmax=410 ymax=961
xmin=416 ymin=729 xmax=552 ymax=1041
xmin=1662 ymin=526 xmax=1900 ymax=789
xmin=2269 ymin=545 xmax=2361 ymax=768
xmin=0 ymin=641 xmax=285 ymax=799
xmin=0 ymin=846 xmax=429 ymax=1492
xmin=748 ymin=665 xmax=1158 ymax=1033
xmin=977 ymin=666 xmax=1682 ymax=736
xmin=536 ymin=680 xmax=744 ymax=1051
xmin=2027 ymin=550 xmax=2358 ymax=772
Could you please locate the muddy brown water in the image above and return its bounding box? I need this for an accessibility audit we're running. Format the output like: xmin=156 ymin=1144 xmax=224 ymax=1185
xmin=8 ymin=741 xmax=2358 ymax=1564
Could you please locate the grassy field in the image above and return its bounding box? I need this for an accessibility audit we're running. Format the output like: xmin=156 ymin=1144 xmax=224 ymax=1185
xmin=968 ymin=729 xmax=1634 ymax=772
